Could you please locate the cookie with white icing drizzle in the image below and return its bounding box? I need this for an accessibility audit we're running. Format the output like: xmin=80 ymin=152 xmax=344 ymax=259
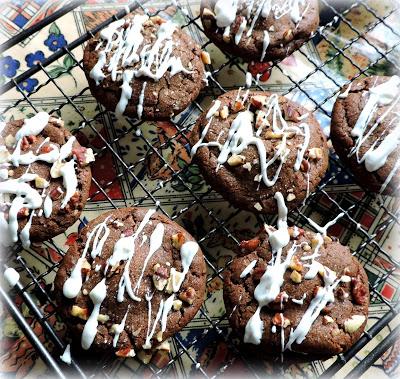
xmin=190 ymin=90 xmax=329 ymax=214
xmin=83 ymin=14 xmax=206 ymax=120
xmin=223 ymin=193 xmax=369 ymax=357
xmin=200 ymin=0 xmax=319 ymax=62
xmin=53 ymin=207 xmax=206 ymax=358
xmin=0 ymin=113 xmax=93 ymax=249
xmin=331 ymin=75 xmax=400 ymax=195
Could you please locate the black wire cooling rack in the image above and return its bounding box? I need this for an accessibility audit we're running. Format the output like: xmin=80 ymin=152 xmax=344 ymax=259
xmin=0 ymin=0 xmax=400 ymax=378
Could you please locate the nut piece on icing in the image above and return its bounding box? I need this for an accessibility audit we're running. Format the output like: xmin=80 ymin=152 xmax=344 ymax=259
xmin=344 ymin=315 xmax=366 ymax=333
xmin=272 ymin=313 xmax=291 ymax=328
xmin=289 ymin=256 xmax=303 ymax=272
xmin=220 ymin=105 xmax=229 ymax=119
xmin=35 ymin=176 xmax=50 ymax=189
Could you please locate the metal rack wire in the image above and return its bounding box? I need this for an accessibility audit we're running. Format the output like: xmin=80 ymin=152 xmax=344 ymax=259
xmin=0 ymin=0 xmax=399 ymax=378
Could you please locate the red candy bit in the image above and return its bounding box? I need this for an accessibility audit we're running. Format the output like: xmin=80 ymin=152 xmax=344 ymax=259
xmin=40 ymin=145 xmax=53 ymax=154
xmin=248 ymin=62 xmax=272 ymax=82
xmin=21 ymin=137 xmax=30 ymax=151
xmin=50 ymin=187 xmax=62 ymax=200
xmin=26 ymin=135 xmax=37 ymax=144
xmin=123 ymin=228 xmax=134 ymax=237
xmin=72 ymin=146 xmax=87 ymax=165
xmin=239 ymin=237 xmax=260 ymax=252
xmin=351 ymin=275 xmax=368 ymax=305
xmin=17 ymin=207 xmax=29 ymax=219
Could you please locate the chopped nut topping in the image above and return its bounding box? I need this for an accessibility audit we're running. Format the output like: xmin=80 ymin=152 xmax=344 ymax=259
xmin=179 ymin=286 xmax=196 ymax=305
xmin=254 ymin=202 xmax=263 ymax=212
xmin=227 ymin=154 xmax=246 ymax=166
xmin=239 ymin=237 xmax=260 ymax=252
xmin=116 ymin=347 xmax=135 ymax=358
xmin=201 ymin=51 xmax=211 ymax=65
xmin=344 ymin=315 xmax=366 ymax=333
xmin=172 ymin=299 xmax=183 ymax=311
xmin=283 ymin=29 xmax=293 ymax=42
xmin=351 ymin=275 xmax=368 ymax=305
xmin=289 ymin=256 xmax=303 ymax=272
xmin=98 ymin=314 xmax=110 ymax=323
xmin=166 ymin=269 xmax=184 ymax=294
xmin=4 ymin=134 xmax=16 ymax=148
xmin=17 ymin=207 xmax=29 ymax=219
xmin=265 ymin=131 xmax=283 ymax=140
xmin=272 ymin=313 xmax=291 ymax=328
xmin=302 ymin=243 xmax=311 ymax=252
xmin=35 ymin=176 xmax=49 ymax=189
xmin=220 ymin=105 xmax=229 ymax=119
xmin=323 ymin=315 xmax=334 ymax=325
xmin=71 ymin=305 xmax=88 ymax=320
xmin=290 ymin=270 xmax=302 ymax=284
xmin=286 ymin=193 xmax=296 ymax=202
xmin=250 ymin=95 xmax=267 ymax=109
xmin=300 ymin=159 xmax=310 ymax=172
xmin=308 ymin=147 xmax=323 ymax=160
xmin=171 ymin=232 xmax=185 ymax=250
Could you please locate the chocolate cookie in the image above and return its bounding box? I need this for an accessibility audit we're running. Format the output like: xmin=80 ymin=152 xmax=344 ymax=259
xmin=331 ymin=75 xmax=400 ymax=195
xmin=224 ymin=192 xmax=369 ymax=357
xmin=83 ymin=14 xmax=206 ymax=120
xmin=0 ymin=112 xmax=93 ymax=249
xmin=200 ymin=0 xmax=319 ymax=62
xmin=53 ymin=207 xmax=207 ymax=358
xmin=190 ymin=90 xmax=329 ymax=214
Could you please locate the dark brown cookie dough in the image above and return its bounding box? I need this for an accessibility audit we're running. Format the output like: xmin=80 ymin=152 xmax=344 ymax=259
xmin=83 ymin=14 xmax=206 ymax=120
xmin=54 ymin=207 xmax=207 ymax=358
xmin=331 ymin=75 xmax=400 ymax=195
xmin=200 ymin=0 xmax=319 ymax=62
xmin=224 ymin=227 xmax=369 ymax=357
xmin=0 ymin=114 xmax=92 ymax=246
xmin=190 ymin=90 xmax=329 ymax=214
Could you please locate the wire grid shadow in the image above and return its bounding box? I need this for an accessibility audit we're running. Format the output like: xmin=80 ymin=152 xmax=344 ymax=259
xmin=0 ymin=0 xmax=400 ymax=378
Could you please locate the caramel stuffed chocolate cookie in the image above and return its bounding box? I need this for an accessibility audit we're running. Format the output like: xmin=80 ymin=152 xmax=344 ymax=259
xmin=0 ymin=112 xmax=93 ymax=249
xmin=54 ymin=208 xmax=207 ymax=358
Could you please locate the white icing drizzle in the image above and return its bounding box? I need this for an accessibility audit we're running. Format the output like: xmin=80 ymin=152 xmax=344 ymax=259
xmin=15 ymin=112 xmax=50 ymax=141
xmin=143 ymin=292 xmax=164 ymax=349
xmin=338 ymin=83 xmax=352 ymax=99
xmin=62 ymin=216 xmax=111 ymax=299
xmin=240 ymin=259 xmax=258 ymax=278
xmin=213 ymin=0 xmax=307 ymax=60
xmin=206 ymin=100 xmax=221 ymax=119
xmin=285 ymin=268 xmax=339 ymax=350
xmin=291 ymin=293 xmax=306 ymax=305
xmin=115 ymin=209 xmax=156 ymax=302
xmin=244 ymin=192 xmax=296 ymax=344
xmin=112 ymin=306 xmax=130 ymax=347
xmin=132 ymin=222 xmax=165 ymax=297
xmin=0 ymin=112 xmax=88 ymax=248
xmin=160 ymin=294 xmax=175 ymax=334
xmin=60 ymin=344 xmax=72 ymax=365
xmin=191 ymin=94 xmax=310 ymax=189
xmin=81 ymin=278 xmax=108 ymax=350
xmin=347 ymin=76 xmax=400 ymax=183
xmin=174 ymin=241 xmax=199 ymax=291
xmin=4 ymin=267 xmax=20 ymax=287
xmin=91 ymin=14 xmax=192 ymax=118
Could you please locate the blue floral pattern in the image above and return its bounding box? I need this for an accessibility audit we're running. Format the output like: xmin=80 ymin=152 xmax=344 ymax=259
xmin=44 ymin=33 xmax=67 ymax=52
xmin=17 ymin=78 xmax=38 ymax=93
xmin=0 ymin=56 xmax=20 ymax=78
xmin=25 ymin=50 xmax=45 ymax=68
